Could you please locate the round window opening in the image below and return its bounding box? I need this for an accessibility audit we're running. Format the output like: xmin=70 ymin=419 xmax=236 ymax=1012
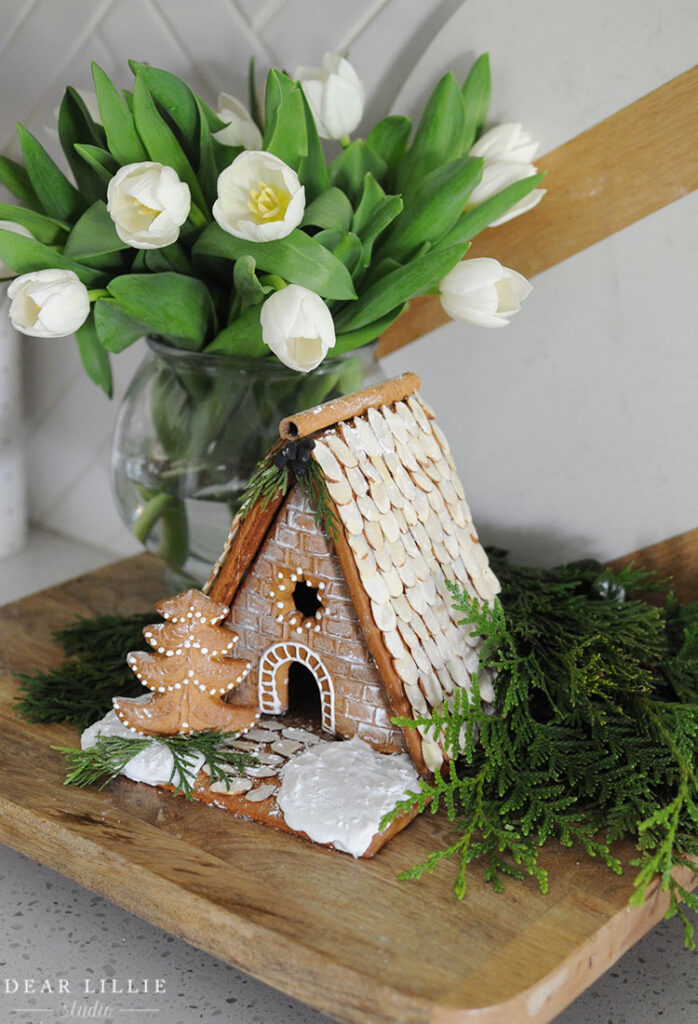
xmin=292 ymin=580 xmax=322 ymax=619
xmin=268 ymin=570 xmax=326 ymax=634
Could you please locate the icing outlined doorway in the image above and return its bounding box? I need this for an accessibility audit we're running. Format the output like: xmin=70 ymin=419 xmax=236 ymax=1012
xmin=257 ymin=642 xmax=336 ymax=733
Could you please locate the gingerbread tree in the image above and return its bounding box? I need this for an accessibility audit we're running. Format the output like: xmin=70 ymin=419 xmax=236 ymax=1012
xmin=113 ymin=589 xmax=259 ymax=736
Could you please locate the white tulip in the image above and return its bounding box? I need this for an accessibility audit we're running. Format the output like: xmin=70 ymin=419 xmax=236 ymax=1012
xmin=470 ymin=123 xmax=539 ymax=164
xmin=212 ymin=92 xmax=263 ymax=150
xmin=7 ymin=269 xmax=90 ymax=338
xmin=260 ymin=285 xmax=335 ymax=372
xmin=295 ymin=53 xmax=365 ymax=140
xmin=467 ymin=159 xmax=546 ymax=227
xmin=0 ymin=221 xmax=33 ymax=277
xmin=439 ymin=258 xmax=532 ymax=328
xmin=107 ymin=162 xmax=191 ymax=249
xmin=213 ymin=150 xmax=305 ymax=242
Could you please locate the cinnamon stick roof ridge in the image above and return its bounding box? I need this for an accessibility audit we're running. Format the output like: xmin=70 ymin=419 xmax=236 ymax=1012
xmin=278 ymin=372 xmax=421 ymax=440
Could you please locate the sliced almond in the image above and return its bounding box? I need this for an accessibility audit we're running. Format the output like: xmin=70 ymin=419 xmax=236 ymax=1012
xmin=325 ymin=432 xmax=358 ymax=468
xmin=346 ymin=464 xmax=369 ymax=496
xmin=327 ymin=476 xmax=353 ymax=506
xmin=209 ymin=777 xmax=253 ymax=795
xmin=367 ymin=406 xmax=396 ymax=451
xmin=312 ymin=440 xmax=343 ymax=481
xmin=371 ymin=599 xmax=396 ymax=632
xmin=244 ymin=784 xmax=278 ymax=802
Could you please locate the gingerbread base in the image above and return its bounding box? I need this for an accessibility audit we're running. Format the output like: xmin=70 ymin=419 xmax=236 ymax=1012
xmin=154 ymin=713 xmax=424 ymax=858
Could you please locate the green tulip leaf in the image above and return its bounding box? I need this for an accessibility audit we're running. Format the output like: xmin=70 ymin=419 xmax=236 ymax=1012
xmin=248 ymin=57 xmax=263 ymax=132
xmin=335 ymin=244 xmax=465 ymax=332
xmin=437 ymin=171 xmax=546 ymax=248
xmin=365 ymin=116 xmax=412 ymax=175
xmin=0 ymin=228 xmax=103 ymax=285
xmin=193 ymin=95 xmax=220 ymax=207
xmin=0 ymin=202 xmax=68 ymax=246
xmin=194 ymin=224 xmax=357 ymax=301
xmin=17 ymin=124 xmax=85 ymax=221
xmin=329 ymin=140 xmax=387 ymax=204
xmin=57 ymin=87 xmax=108 ymax=205
xmin=0 ymin=155 xmax=42 ymax=211
xmin=105 ymin=272 xmax=214 ymax=349
xmin=296 ymin=85 xmax=329 ymax=201
xmin=313 ymin=229 xmax=363 ymax=277
xmin=233 ymin=255 xmax=269 ymax=307
xmin=263 ymin=70 xmax=308 ymax=170
xmin=64 ymin=201 xmax=128 ymax=259
xmin=395 ymin=72 xmax=466 ymax=193
xmin=128 ymin=61 xmax=199 ymax=155
xmin=302 ymin=188 xmax=353 ymax=232
xmin=132 ymin=74 xmax=208 ymax=212
xmin=356 ymin=195 xmax=403 ymax=267
xmin=334 ymin=304 xmax=407 ymax=354
xmin=381 ymin=157 xmax=483 ymax=262
xmin=92 ymin=62 xmax=148 ymax=165
xmin=206 ymin=305 xmax=267 ymax=357
xmin=142 ymin=243 xmax=192 ymax=275
xmin=94 ymin=298 xmax=150 ymax=352
xmin=462 ymin=53 xmax=491 ymax=151
xmin=73 ymin=144 xmax=120 ymax=186
xmin=351 ymin=173 xmax=386 ymax=237
xmin=75 ymin=315 xmax=113 ymax=396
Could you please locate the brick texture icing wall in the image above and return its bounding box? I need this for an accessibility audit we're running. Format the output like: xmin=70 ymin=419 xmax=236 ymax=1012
xmin=226 ymin=487 xmax=405 ymax=752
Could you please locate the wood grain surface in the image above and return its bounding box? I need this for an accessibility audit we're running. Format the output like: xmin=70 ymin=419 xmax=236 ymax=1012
xmin=376 ymin=68 xmax=698 ymax=359
xmin=0 ymin=535 xmax=696 ymax=1024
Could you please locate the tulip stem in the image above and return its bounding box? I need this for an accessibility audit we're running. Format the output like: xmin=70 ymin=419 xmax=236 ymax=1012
xmin=87 ymin=289 xmax=110 ymax=302
xmin=339 ymin=135 xmax=351 ymax=149
xmin=188 ymin=203 xmax=209 ymax=229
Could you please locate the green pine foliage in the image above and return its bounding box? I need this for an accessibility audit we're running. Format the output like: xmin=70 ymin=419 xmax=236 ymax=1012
xmin=384 ymin=555 xmax=698 ymax=947
xmin=55 ymin=730 xmax=257 ymax=800
xmin=14 ymin=613 xmax=153 ymax=728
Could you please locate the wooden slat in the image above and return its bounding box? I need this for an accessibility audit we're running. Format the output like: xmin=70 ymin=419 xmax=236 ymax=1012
xmin=376 ymin=67 xmax=698 ymax=359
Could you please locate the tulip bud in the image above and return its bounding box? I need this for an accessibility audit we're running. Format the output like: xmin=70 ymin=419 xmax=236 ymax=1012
xmin=470 ymin=123 xmax=539 ymax=164
xmin=467 ymin=161 xmax=546 ymax=227
xmin=468 ymin=122 xmax=545 ymax=226
xmin=295 ymin=53 xmax=365 ymax=140
xmin=212 ymin=93 xmax=263 ymax=150
xmin=0 ymin=221 xmax=33 ymax=277
xmin=439 ymin=258 xmax=532 ymax=328
xmin=260 ymin=285 xmax=335 ymax=372
xmin=7 ymin=269 xmax=90 ymax=338
xmin=107 ymin=162 xmax=191 ymax=249
xmin=213 ymin=150 xmax=305 ymax=242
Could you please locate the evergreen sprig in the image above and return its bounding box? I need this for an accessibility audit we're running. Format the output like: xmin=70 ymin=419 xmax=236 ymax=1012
xmin=14 ymin=613 xmax=153 ymax=728
xmin=55 ymin=731 xmax=257 ymax=800
xmin=383 ymin=556 xmax=698 ymax=946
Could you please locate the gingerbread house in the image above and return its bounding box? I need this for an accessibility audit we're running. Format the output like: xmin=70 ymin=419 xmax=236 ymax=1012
xmin=198 ymin=372 xmax=500 ymax=777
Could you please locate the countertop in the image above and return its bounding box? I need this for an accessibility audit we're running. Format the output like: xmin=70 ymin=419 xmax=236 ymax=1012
xmin=0 ymin=531 xmax=694 ymax=1024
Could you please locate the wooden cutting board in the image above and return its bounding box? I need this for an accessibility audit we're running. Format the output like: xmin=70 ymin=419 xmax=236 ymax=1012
xmin=0 ymin=533 xmax=696 ymax=1024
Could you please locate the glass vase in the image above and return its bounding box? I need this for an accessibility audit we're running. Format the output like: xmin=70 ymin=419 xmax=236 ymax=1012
xmin=111 ymin=339 xmax=382 ymax=588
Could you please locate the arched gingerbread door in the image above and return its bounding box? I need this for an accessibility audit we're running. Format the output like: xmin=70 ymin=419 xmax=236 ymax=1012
xmin=257 ymin=642 xmax=335 ymax=733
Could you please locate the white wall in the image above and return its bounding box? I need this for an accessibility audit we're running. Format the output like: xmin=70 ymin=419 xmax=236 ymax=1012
xmin=0 ymin=0 xmax=695 ymax=565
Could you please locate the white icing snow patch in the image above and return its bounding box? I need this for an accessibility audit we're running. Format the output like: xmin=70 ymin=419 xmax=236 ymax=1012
xmin=276 ymin=736 xmax=420 ymax=857
xmin=81 ymin=711 xmax=205 ymax=788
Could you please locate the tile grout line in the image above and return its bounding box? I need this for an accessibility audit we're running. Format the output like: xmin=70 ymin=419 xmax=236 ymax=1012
xmin=335 ymin=0 xmax=392 ymax=57
xmin=0 ymin=0 xmax=116 ymax=155
xmin=0 ymin=0 xmax=40 ymax=61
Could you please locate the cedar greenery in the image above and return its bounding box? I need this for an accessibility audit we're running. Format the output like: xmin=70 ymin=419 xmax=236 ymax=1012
xmin=383 ymin=555 xmax=698 ymax=947
xmin=55 ymin=731 xmax=257 ymax=799
xmin=236 ymin=442 xmax=339 ymax=540
xmin=14 ymin=613 xmax=153 ymax=728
